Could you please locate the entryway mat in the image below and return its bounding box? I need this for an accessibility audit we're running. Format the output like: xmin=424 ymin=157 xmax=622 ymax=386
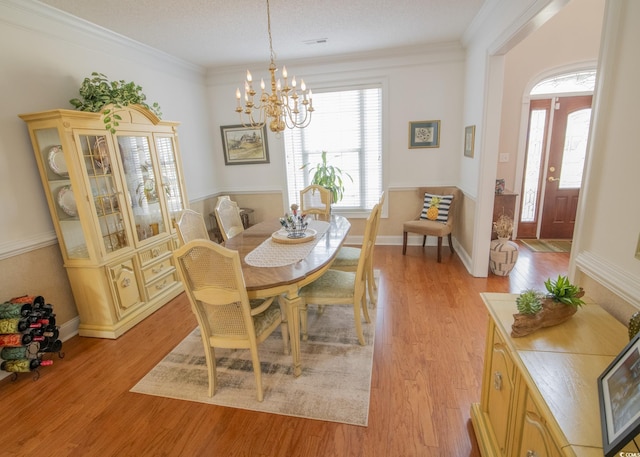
xmin=520 ymin=239 xmax=571 ymax=253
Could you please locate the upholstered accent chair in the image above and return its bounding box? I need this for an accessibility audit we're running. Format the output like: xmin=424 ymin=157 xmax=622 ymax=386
xmin=174 ymin=239 xmax=289 ymax=402
xmin=402 ymin=186 xmax=462 ymax=262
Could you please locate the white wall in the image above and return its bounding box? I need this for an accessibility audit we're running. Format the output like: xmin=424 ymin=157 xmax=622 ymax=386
xmin=205 ymin=44 xmax=467 ymax=202
xmin=0 ymin=0 xmax=213 ymax=259
xmin=571 ymin=0 xmax=640 ymax=306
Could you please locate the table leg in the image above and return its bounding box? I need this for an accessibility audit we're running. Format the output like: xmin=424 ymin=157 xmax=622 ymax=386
xmin=282 ymin=287 xmax=302 ymax=377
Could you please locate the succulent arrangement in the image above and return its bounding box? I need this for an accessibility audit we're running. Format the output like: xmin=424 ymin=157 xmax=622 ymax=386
xmin=515 ymin=289 xmax=543 ymax=315
xmin=511 ymin=275 xmax=585 ymax=337
xmin=544 ymin=275 xmax=585 ymax=307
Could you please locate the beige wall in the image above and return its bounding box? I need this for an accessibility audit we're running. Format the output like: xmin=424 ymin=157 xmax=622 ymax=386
xmin=0 ymin=244 xmax=76 ymax=330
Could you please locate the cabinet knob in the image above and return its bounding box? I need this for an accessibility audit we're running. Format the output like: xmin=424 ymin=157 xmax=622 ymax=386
xmin=526 ymin=450 xmax=537 ymax=457
xmin=121 ymin=277 xmax=131 ymax=288
xmin=493 ymin=371 xmax=502 ymax=391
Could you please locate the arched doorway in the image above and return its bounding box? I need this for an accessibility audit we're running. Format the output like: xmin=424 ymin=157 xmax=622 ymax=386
xmin=517 ymin=69 xmax=596 ymax=240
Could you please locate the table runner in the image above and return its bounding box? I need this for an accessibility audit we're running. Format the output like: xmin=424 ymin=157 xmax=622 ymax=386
xmin=245 ymin=220 xmax=330 ymax=267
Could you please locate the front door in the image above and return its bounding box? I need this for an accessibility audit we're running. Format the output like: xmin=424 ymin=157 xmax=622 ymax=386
xmin=540 ymin=95 xmax=592 ymax=239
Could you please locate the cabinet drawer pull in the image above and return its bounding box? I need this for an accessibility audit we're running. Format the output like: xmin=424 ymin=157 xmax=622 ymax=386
xmin=152 ymin=248 xmax=161 ymax=258
xmin=493 ymin=371 xmax=502 ymax=391
xmin=155 ymin=280 xmax=167 ymax=290
xmin=152 ymin=263 xmax=164 ymax=274
xmin=526 ymin=451 xmax=537 ymax=457
xmin=121 ymin=277 xmax=131 ymax=288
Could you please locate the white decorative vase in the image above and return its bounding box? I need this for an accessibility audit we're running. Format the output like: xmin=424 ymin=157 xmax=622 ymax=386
xmin=489 ymin=237 xmax=519 ymax=276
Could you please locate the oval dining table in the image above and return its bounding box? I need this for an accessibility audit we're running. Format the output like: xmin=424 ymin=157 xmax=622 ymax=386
xmin=223 ymin=214 xmax=351 ymax=377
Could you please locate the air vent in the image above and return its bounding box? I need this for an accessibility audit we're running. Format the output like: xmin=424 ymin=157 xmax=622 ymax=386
xmin=303 ymin=38 xmax=328 ymax=45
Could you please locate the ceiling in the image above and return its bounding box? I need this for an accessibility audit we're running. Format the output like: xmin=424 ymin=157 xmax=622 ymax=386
xmin=36 ymin=0 xmax=487 ymax=69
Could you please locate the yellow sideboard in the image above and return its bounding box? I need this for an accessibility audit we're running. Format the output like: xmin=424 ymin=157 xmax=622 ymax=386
xmin=471 ymin=293 xmax=639 ymax=456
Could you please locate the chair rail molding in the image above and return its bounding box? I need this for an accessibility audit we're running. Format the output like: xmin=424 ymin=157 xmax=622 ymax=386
xmin=575 ymin=250 xmax=640 ymax=308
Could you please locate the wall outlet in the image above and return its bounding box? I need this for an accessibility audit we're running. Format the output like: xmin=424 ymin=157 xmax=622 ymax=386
xmin=499 ymin=153 xmax=510 ymax=163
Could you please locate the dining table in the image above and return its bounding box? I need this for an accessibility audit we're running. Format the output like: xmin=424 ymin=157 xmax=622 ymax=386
xmin=222 ymin=214 xmax=351 ymax=377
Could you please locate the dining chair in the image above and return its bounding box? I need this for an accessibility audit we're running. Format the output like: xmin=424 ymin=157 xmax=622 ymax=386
xmin=175 ymin=209 xmax=209 ymax=244
xmin=402 ymin=186 xmax=462 ymax=262
xmin=300 ymin=185 xmax=331 ymax=217
xmin=298 ymin=202 xmax=381 ymax=345
xmin=173 ymin=239 xmax=290 ymax=402
xmin=214 ymin=197 xmax=245 ymax=242
xmin=332 ymin=192 xmax=385 ymax=305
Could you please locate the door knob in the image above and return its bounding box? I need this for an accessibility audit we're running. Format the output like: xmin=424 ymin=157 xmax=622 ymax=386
xmin=548 ymin=176 xmax=559 ymax=182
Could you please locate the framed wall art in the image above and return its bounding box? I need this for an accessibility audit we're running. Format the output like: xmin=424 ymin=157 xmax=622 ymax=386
xmin=409 ymin=120 xmax=440 ymax=148
xmin=598 ymin=333 xmax=640 ymax=456
xmin=220 ymin=124 xmax=270 ymax=165
xmin=464 ymin=125 xmax=475 ymax=158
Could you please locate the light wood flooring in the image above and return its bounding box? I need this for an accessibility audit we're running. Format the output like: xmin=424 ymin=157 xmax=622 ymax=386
xmin=0 ymin=243 xmax=569 ymax=456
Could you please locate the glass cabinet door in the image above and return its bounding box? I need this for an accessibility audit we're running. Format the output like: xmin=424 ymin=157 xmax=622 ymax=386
xmin=34 ymin=128 xmax=90 ymax=260
xmin=155 ymin=135 xmax=185 ymax=228
xmin=78 ymin=134 xmax=130 ymax=256
xmin=117 ymin=135 xmax=167 ymax=243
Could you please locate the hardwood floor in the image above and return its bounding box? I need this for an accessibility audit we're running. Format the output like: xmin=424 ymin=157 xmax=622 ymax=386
xmin=0 ymin=243 xmax=568 ymax=457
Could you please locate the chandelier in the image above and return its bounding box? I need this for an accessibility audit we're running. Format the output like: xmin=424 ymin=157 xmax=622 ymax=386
xmin=235 ymin=0 xmax=314 ymax=133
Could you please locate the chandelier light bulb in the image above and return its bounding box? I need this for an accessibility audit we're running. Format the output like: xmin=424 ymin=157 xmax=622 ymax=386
xmin=292 ymin=77 xmax=297 ymax=88
xmin=246 ymin=70 xmax=252 ymax=82
xmin=300 ymin=79 xmax=306 ymax=91
xmin=282 ymin=66 xmax=288 ymax=79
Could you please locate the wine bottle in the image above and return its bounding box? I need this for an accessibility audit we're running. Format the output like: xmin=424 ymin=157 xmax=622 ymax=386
xmin=0 ymin=302 xmax=32 ymax=319
xmin=0 ymin=343 xmax=39 ymax=360
xmin=9 ymin=295 xmax=45 ymax=308
xmin=0 ymin=318 xmax=42 ymax=334
xmin=38 ymin=339 xmax=62 ymax=353
xmin=0 ymin=330 xmax=44 ymax=347
xmin=1 ymin=358 xmax=53 ymax=372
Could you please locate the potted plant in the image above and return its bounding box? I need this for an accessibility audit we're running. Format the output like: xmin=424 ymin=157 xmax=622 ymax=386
xmin=69 ymin=72 xmax=162 ymax=133
xmin=301 ymin=151 xmax=352 ymax=204
xmin=493 ymin=213 xmax=514 ymax=240
xmin=489 ymin=212 xmax=518 ymax=276
xmin=511 ymin=275 xmax=585 ymax=337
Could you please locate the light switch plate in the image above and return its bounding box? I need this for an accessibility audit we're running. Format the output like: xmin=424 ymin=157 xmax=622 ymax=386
xmin=499 ymin=153 xmax=510 ymax=163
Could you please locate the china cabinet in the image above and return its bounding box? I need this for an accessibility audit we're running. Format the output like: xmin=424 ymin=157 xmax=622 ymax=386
xmin=471 ymin=293 xmax=639 ymax=456
xmin=20 ymin=105 xmax=187 ymax=338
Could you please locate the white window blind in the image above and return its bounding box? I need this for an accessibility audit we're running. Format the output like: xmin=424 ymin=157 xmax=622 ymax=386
xmin=284 ymin=86 xmax=382 ymax=212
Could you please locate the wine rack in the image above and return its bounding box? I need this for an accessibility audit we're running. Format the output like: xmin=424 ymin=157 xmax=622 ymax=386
xmin=0 ymin=295 xmax=64 ymax=381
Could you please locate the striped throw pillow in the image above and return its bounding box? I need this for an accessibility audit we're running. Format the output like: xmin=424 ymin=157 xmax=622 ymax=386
xmin=420 ymin=193 xmax=453 ymax=223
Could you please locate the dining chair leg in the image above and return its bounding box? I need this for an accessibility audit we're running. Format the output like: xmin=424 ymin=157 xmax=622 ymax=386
xmin=361 ymin=293 xmax=371 ymax=324
xmin=249 ymin=346 xmax=264 ymax=402
xmin=204 ymin=345 xmax=217 ymax=397
xmin=353 ymin=300 xmax=365 ymax=346
xmin=422 ymin=235 xmax=427 ymax=247
xmin=402 ymin=231 xmax=408 ymax=255
xmin=437 ymin=237 xmax=443 ymax=263
xmin=448 ymin=233 xmax=455 ymax=253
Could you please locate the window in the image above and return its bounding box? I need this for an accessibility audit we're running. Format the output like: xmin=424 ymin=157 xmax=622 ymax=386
xmin=284 ymin=85 xmax=382 ymax=212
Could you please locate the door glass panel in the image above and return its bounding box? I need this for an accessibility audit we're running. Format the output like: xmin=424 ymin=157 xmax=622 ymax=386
xmin=117 ymin=136 xmax=166 ymax=242
xmin=559 ymin=108 xmax=591 ymax=189
xmin=521 ymin=109 xmax=546 ymax=223
xmin=80 ymin=134 xmax=129 ymax=254
xmin=35 ymin=128 xmax=90 ymax=260
xmin=155 ymin=135 xmax=185 ymax=228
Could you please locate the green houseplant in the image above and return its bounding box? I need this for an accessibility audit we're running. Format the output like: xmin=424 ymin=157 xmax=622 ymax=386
xmin=515 ymin=289 xmax=543 ymax=315
xmin=511 ymin=276 xmax=585 ymax=338
xmin=301 ymin=151 xmax=352 ymax=204
xmin=69 ymin=72 xmax=162 ymax=133
xmin=544 ymin=275 xmax=585 ymax=307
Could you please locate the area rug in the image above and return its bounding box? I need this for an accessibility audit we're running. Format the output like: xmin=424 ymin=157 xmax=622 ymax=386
xmin=520 ymin=239 xmax=572 ymax=253
xmin=131 ymin=305 xmax=377 ymax=426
